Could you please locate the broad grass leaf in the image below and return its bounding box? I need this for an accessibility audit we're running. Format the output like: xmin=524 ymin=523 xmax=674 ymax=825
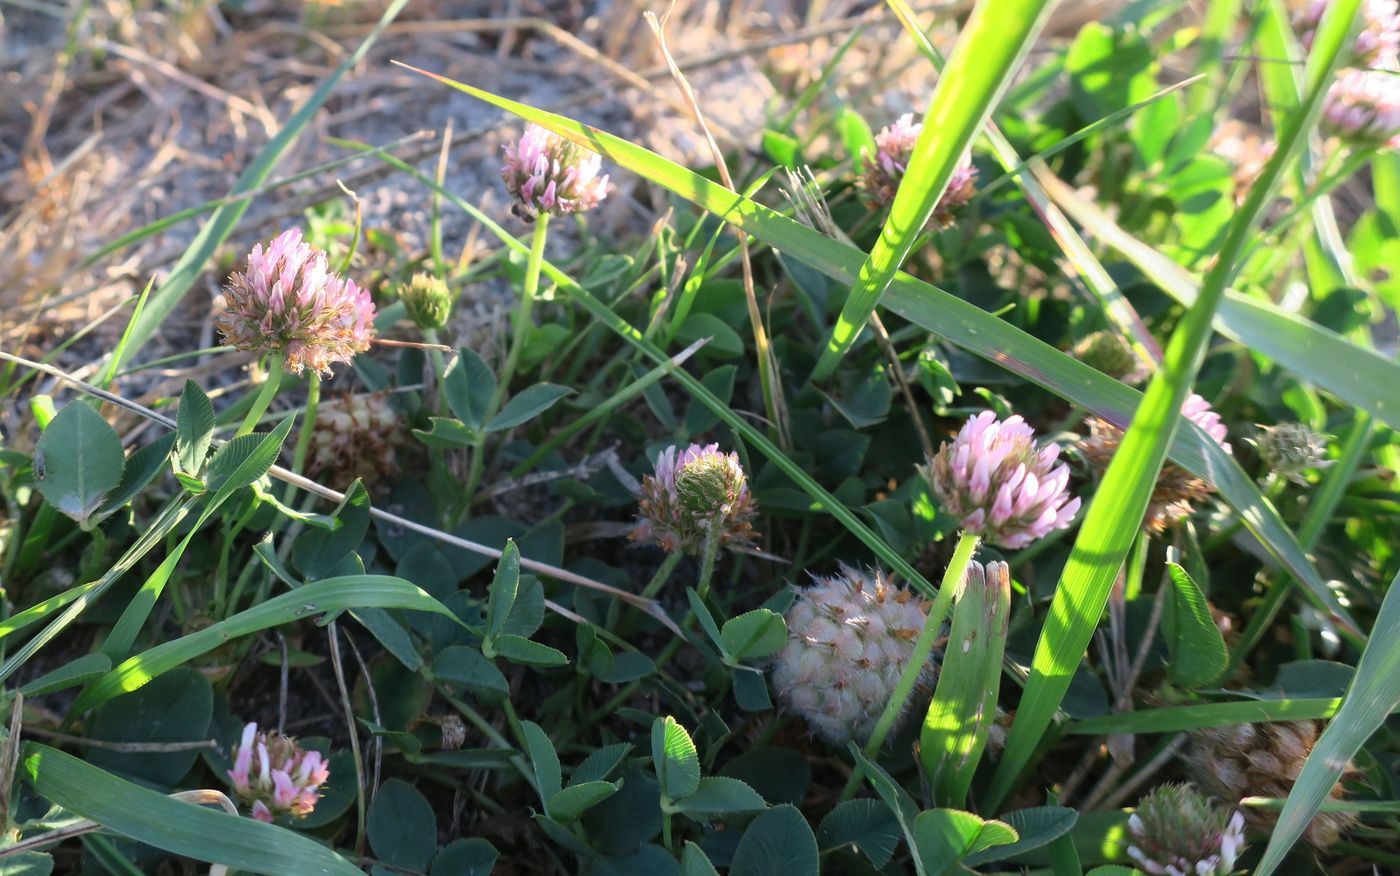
xmin=23 ymin=744 xmax=361 ymax=875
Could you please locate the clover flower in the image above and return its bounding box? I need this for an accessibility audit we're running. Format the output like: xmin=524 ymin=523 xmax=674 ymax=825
xmin=399 ymin=272 xmax=452 ymax=331
xmin=1079 ymin=394 xmax=1232 ymax=533
xmin=227 ymin=722 xmax=330 ymax=823
xmin=502 ymin=124 xmax=610 ymax=220
xmin=919 ymin=411 xmax=1081 ymax=549
xmin=1126 ymin=783 xmax=1247 ymax=876
xmin=1322 ymin=68 xmax=1400 ymax=147
xmin=1189 ymin=721 xmax=1357 ymax=847
xmin=772 ymin=565 xmax=938 ymax=743
xmin=217 ymin=229 xmax=375 ymax=376
xmin=307 ymin=392 xmax=406 ymax=489
xmin=860 ymin=113 xmax=978 ymax=228
xmin=1297 ymin=0 xmax=1400 ymax=67
xmin=1250 ymin=422 xmax=1333 ymax=485
xmin=631 ymin=443 xmax=757 ymax=554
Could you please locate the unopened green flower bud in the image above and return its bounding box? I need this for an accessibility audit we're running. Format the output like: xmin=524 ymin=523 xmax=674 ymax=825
xmin=1251 ymin=422 xmax=1332 ymax=485
xmin=399 ymin=273 xmax=452 ymax=331
xmin=675 ymin=454 xmax=738 ymax=519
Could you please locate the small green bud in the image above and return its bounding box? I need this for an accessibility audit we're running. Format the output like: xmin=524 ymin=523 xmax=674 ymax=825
xmin=1251 ymin=422 xmax=1332 ymax=485
xmin=399 ymin=272 xmax=452 ymax=331
xmin=675 ymin=455 xmax=738 ymax=519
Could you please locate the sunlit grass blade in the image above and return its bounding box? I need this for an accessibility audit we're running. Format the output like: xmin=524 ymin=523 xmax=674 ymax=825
xmin=72 ymin=574 xmax=462 ymax=713
xmin=920 ymin=560 xmax=1010 ymax=806
xmin=885 ymin=0 xmax=1165 ymax=366
xmin=982 ymin=0 xmax=1364 ymax=812
xmin=119 ymin=0 xmax=411 ymax=361
xmin=1041 ymin=173 xmax=1400 ymax=429
xmin=392 ymin=68 xmax=1356 ymax=635
xmin=23 ymin=744 xmax=361 ymax=875
xmin=1255 ymin=567 xmax=1400 ymax=872
xmin=1064 ymin=697 xmax=1346 ymax=735
xmin=810 ymin=0 xmax=1055 ymax=381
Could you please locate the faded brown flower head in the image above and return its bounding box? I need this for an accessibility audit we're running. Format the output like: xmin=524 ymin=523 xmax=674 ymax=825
xmin=1188 ymin=721 xmax=1357 ymax=847
xmin=306 ymin=393 xmax=405 ymax=489
xmin=1078 ymin=394 xmax=1231 ymax=533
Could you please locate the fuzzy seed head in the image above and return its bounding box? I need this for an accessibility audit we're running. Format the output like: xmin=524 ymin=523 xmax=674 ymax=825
xmin=859 ymin=113 xmax=978 ymax=228
xmin=1321 ymin=68 xmax=1400 ymax=147
xmin=632 ymin=443 xmax=757 ymax=554
xmin=1297 ymin=0 xmax=1400 ymax=67
xmin=502 ymin=124 xmax=610 ymax=220
xmin=1125 ymin=783 xmax=1247 ymax=876
xmin=772 ymin=565 xmax=936 ymax=743
xmin=217 ymin=229 xmax=375 ymax=376
xmin=1188 ymin=721 xmax=1357 ymax=846
xmin=918 ymin=411 xmax=1081 ymax=549
xmin=1251 ymin=422 xmax=1333 ymax=485
xmin=307 ymin=393 xmax=405 ymax=489
xmin=227 ymin=722 xmax=330 ymax=822
xmin=399 ymin=272 xmax=452 ymax=331
xmin=1072 ymin=330 xmax=1150 ymax=385
xmin=1079 ymin=394 xmax=1231 ymax=533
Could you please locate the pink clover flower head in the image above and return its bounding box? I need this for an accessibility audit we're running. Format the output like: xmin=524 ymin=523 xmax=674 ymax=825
xmin=1322 ymin=67 xmax=1400 ymax=148
xmin=1181 ymin=393 xmax=1232 ymax=454
xmin=217 ymin=229 xmax=375 ymax=376
xmin=919 ymin=411 xmax=1080 ymax=549
xmin=502 ymin=123 xmax=610 ymax=220
xmin=1297 ymin=0 xmax=1400 ymax=67
xmin=859 ymin=113 xmax=978 ymax=227
xmin=227 ymin=722 xmax=330 ymax=822
xmin=1125 ymin=783 xmax=1246 ymax=876
xmin=631 ymin=443 xmax=757 ymax=555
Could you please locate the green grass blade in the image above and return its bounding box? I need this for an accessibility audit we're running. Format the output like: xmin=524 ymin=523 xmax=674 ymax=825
xmin=1041 ymin=174 xmax=1400 ymax=429
xmin=1256 ymin=566 xmax=1400 ymax=872
xmin=119 ymin=0 xmax=411 ymax=361
xmin=983 ymin=0 xmax=1363 ymax=811
xmin=1064 ymin=697 xmax=1345 ymax=735
xmin=22 ymin=744 xmax=362 ymax=875
xmin=885 ymin=0 xmax=1166 ymax=365
xmin=394 ymin=70 xmax=1354 ymax=635
xmin=810 ymin=0 xmax=1055 ymax=381
xmin=920 ymin=561 xmax=1011 ymax=806
xmin=72 ymin=574 xmax=460 ymax=713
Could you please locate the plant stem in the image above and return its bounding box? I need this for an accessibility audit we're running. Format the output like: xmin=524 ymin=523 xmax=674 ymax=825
xmin=489 ymin=214 xmax=549 ymax=416
xmin=465 ymin=215 xmax=549 ymax=506
xmin=235 ymin=354 xmax=284 ymax=437
xmin=840 ymin=529 xmax=981 ymax=801
xmin=694 ymin=526 xmax=721 ymax=604
xmin=282 ymin=373 xmax=321 ymax=506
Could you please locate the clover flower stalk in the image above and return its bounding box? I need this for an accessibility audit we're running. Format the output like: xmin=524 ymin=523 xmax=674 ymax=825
xmin=860 ymin=113 xmax=978 ymax=229
xmin=218 ymin=229 xmax=375 ymax=436
xmin=227 ymin=722 xmax=330 ymax=822
xmin=1125 ymin=783 xmax=1246 ymax=876
xmin=839 ymin=532 xmax=982 ymax=801
xmin=465 ymin=126 xmax=609 ymax=505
